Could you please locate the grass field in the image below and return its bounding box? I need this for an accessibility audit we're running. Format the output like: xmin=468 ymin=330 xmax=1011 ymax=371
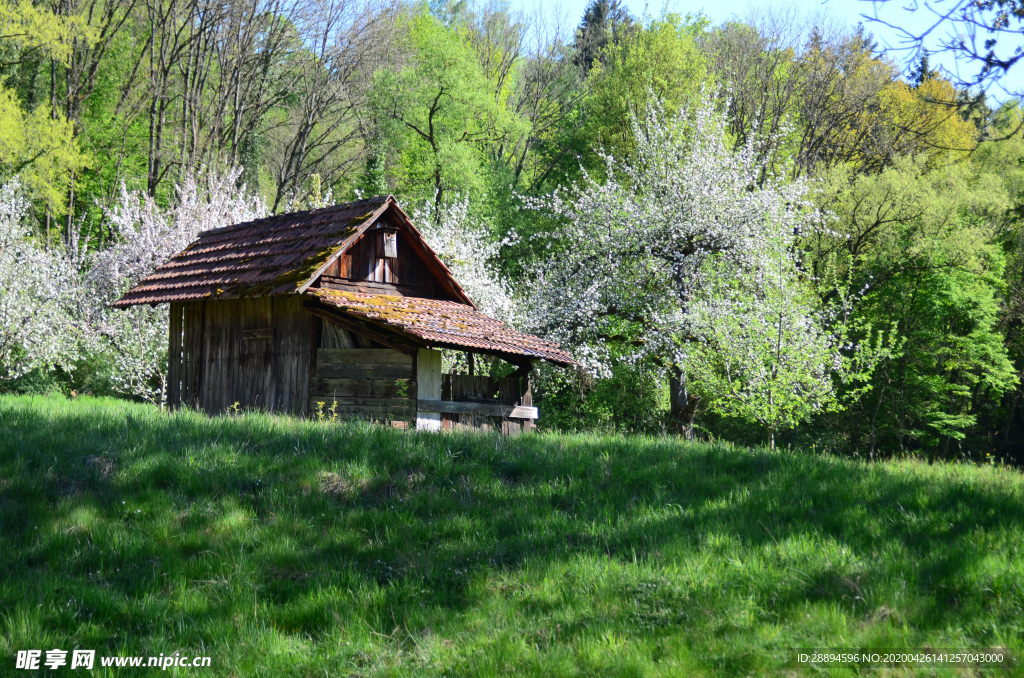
xmin=0 ymin=394 xmax=1023 ymax=676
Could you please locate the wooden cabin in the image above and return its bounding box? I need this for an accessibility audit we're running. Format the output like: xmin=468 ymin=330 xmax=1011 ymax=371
xmin=113 ymin=196 xmax=575 ymax=432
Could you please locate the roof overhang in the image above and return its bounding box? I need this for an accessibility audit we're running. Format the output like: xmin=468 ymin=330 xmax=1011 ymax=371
xmin=305 ymin=290 xmax=577 ymax=367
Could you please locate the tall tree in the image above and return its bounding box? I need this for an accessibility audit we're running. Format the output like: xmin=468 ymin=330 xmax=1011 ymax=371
xmin=524 ymin=97 xmax=828 ymax=436
xmin=812 ymin=156 xmax=1017 ymax=454
xmin=265 ymin=0 xmax=390 ymax=210
xmin=369 ymin=10 xmax=520 ymax=216
xmin=580 ymin=13 xmax=707 ymax=166
xmin=0 ymin=0 xmax=89 ymax=218
xmin=572 ymin=0 xmax=631 ymax=73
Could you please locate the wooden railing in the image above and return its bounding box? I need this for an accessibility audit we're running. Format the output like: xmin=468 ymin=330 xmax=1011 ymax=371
xmin=426 ymin=374 xmax=536 ymax=433
xmin=416 ymin=400 xmax=538 ymax=419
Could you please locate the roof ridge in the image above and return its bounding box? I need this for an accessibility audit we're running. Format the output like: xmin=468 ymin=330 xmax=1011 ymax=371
xmin=197 ymin=195 xmax=391 ymax=239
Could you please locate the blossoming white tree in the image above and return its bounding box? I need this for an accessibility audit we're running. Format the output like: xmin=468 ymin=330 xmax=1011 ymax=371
xmin=411 ymin=196 xmax=520 ymax=375
xmin=525 ymin=95 xmax=878 ymax=439
xmin=0 ymin=180 xmax=81 ymax=380
xmin=82 ymin=167 xmax=267 ymax=405
xmin=412 ymin=196 xmax=518 ymax=326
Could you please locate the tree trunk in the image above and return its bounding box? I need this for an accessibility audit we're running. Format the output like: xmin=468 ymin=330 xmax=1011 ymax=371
xmin=868 ymin=384 xmax=886 ymax=460
xmin=1002 ymin=388 xmax=1018 ymax=453
xmin=65 ymin=171 xmax=75 ymax=245
xmin=669 ymin=366 xmax=700 ymax=439
xmin=50 ymin=58 xmax=57 ymax=120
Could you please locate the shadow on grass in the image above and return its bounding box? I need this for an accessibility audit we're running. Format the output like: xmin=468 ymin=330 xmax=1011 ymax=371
xmin=0 ymin=395 xmax=1022 ymax=669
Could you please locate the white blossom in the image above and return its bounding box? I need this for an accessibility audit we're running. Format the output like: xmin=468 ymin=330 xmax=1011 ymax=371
xmin=0 ymin=180 xmax=81 ymax=380
xmin=411 ymin=195 xmax=519 ymax=327
xmin=522 ymin=94 xmax=886 ymax=440
xmin=521 ymin=93 xmax=817 ymax=376
xmin=80 ymin=167 xmax=267 ymax=405
xmin=89 ymin=167 xmax=266 ymax=299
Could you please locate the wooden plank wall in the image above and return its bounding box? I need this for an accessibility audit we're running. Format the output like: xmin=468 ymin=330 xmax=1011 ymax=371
xmin=168 ymin=302 xmax=184 ymax=408
xmin=441 ymin=375 xmax=535 ymax=433
xmin=323 ymin=228 xmax=436 ymax=289
xmin=170 ymin=293 xmax=535 ymax=432
xmin=310 ymin=348 xmax=416 ymax=425
xmin=500 ymin=376 xmax=535 ymax=434
xmin=177 ymin=296 xmax=311 ymax=416
xmin=180 ymin=300 xmax=205 ymax=410
xmin=196 ymin=297 xmax=265 ymax=414
xmin=269 ymin=296 xmax=313 ymax=415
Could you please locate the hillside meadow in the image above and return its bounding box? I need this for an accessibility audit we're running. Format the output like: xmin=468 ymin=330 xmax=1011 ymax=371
xmin=0 ymin=394 xmax=1022 ymax=676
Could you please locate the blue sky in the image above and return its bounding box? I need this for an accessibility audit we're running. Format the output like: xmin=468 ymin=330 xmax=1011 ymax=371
xmin=511 ymin=0 xmax=1023 ymax=101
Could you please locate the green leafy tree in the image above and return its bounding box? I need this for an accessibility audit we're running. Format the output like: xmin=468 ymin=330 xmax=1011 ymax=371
xmin=0 ymin=86 xmax=86 ymax=212
xmin=814 ymin=156 xmax=1018 ymax=454
xmin=0 ymin=0 xmax=89 ymax=215
xmin=581 ymin=13 xmax=708 ymax=165
xmin=971 ymin=104 xmax=1024 ymax=452
xmin=690 ymin=251 xmax=893 ymax=449
xmin=369 ymin=11 xmax=523 ymax=217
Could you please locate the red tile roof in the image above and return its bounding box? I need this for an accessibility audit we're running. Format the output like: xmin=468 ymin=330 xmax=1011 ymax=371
xmin=112 ymin=196 xmax=472 ymax=308
xmin=308 ymin=289 xmax=577 ymax=366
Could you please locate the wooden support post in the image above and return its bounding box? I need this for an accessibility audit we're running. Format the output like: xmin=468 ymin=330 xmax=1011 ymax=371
xmin=522 ymin=377 xmax=536 ymax=432
xmin=468 ymin=351 xmax=475 ymax=377
xmin=416 ymin=348 xmax=442 ymax=431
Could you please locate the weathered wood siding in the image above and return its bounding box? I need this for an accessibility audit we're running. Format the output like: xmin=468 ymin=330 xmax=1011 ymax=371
xmin=168 ymin=302 xmax=184 ymax=408
xmin=174 ymin=296 xmax=311 ymax=415
xmin=309 ymin=348 xmax=416 ymax=424
xmin=319 ymin=227 xmax=437 ymax=296
xmin=180 ymin=300 xmax=205 ymax=409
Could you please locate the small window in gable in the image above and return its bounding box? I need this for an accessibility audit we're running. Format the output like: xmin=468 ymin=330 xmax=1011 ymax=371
xmin=380 ymin=229 xmax=398 ymax=258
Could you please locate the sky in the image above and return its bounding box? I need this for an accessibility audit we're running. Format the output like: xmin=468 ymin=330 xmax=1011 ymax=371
xmin=510 ymin=0 xmax=1024 ymax=101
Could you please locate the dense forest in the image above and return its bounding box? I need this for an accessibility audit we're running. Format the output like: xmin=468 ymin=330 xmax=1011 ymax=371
xmin=2 ymin=0 xmax=1024 ymax=462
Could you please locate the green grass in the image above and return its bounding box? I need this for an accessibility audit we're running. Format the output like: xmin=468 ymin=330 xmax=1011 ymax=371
xmin=1 ymin=394 xmax=1023 ymax=677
